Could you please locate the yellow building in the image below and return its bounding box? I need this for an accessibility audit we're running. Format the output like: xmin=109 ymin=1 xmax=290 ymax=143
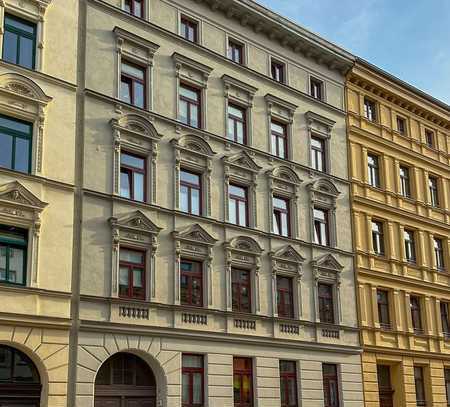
xmin=347 ymin=60 xmax=450 ymax=406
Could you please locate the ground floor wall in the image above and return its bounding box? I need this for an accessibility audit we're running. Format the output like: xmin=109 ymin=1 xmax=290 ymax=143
xmin=74 ymin=328 xmax=364 ymax=407
xmin=362 ymin=351 xmax=448 ymax=407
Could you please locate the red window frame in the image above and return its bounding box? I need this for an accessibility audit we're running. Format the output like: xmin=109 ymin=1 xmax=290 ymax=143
xmin=310 ymin=78 xmax=323 ymax=100
xmin=233 ymin=357 xmax=253 ymax=407
xmin=228 ymin=40 xmax=243 ymax=64
xmin=180 ymin=169 xmax=202 ymax=215
xmin=120 ymin=151 xmax=146 ymax=202
xmin=271 ymin=120 xmax=288 ymax=159
xmin=323 ymin=364 xmax=340 ymax=407
xmin=121 ymin=60 xmax=146 ymax=108
xmin=228 ymin=184 xmax=248 ymax=227
xmin=180 ymin=83 xmax=201 ymax=128
xmin=277 ymin=276 xmax=294 ymax=319
xmin=318 ymin=283 xmax=334 ymax=324
xmin=228 ymin=103 xmax=247 ymax=144
xmin=280 ymin=361 xmax=298 ymax=407
xmin=232 ymin=268 xmax=251 ymax=313
xmin=119 ymin=248 xmax=145 ymax=300
xmin=271 ymin=60 xmax=285 ymax=83
xmin=182 ymin=354 xmax=204 ymax=407
xmin=181 ymin=16 xmax=198 ymax=43
xmin=180 ymin=260 xmax=203 ymax=307
xmin=124 ymin=0 xmax=144 ymax=18
xmin=273 ymin=195 xmax=290 ymax=237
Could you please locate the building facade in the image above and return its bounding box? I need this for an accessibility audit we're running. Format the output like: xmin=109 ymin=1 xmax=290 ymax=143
xmin=347 ymin=60 xmax=450 ymax=407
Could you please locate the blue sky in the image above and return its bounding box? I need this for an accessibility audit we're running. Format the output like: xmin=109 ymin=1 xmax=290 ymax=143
xmin=259 ymin=0 xmax=450 ymax=105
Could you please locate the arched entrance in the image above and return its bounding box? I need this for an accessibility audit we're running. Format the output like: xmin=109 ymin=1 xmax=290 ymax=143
xmin=95 ymin=352 xmax=156 ymax=407
xmin=0 ymin=345 xmax=41 ymax=406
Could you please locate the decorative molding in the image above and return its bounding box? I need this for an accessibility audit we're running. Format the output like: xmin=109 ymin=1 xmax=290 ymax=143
xmin=305 ymin=110 xmax=336 ymax=138
xmin=172 ymin=52 xmax=213 ymax=88
xmin=265 ymin=93 xmax=297 ymax=124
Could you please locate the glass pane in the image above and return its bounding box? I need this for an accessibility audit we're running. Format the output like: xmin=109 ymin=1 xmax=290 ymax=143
xmin=280 ymin=378 xmax=287 ymax=404
xmin=5 ymin=16 xmax=35 ymax=34
xmin=133 ymin=82 xmax=145 ymax=108
xmin=288 ymin=378 xmax=297 ymax=405
xmin=120 ymin=80 xmax=131 ymax=104
xmin=133 ymin=268 xmax=143 ymax=288
xmin=314 ymin=208 xmax=325 ymax=220
xmin=120 ymin=249 xmax=144 ymax=264
xmin=278 ymin=137 xmax=285 ymax=158
xmin=0 ymin=132 xmax=13 ymax=169
xmin=238 ymin=201 xmax=246 ymax=226
xmin=180 ymin=185 xmax=189 ymax=212
xmin=119 ymin=267 xmax=129 ymax=285
xmin=271 ymin=122 xmax=284 ymax=134
xmin=8 ymin=247 xmax=24 ymax=284
xmin=227 ymin=118 xmax=234 ymax=140
xmin=229 ymin=199 xmax=236 ymax=224
xmin=281 ymin=213 xmax=288 ymax=236
xmin=233 ymin=375 xmax=241 ymax=401
xmin=120 ymin=171 xmax=131 ymax=198
xmin=180 ymin=86 xmax=198 ymax=101
xmin=134 ymin=0 xmax=142 ymax=17
xmin=180 ymin=275 xmax=188 ymax=304
xmin=193 ymin=372 xmax=202 ymax=403
xmin=13 ymin=351 xmax=37 ymax=382
xmin=122 ymin=62 xmax=144 ymax=79
xmin=14 ymin=137 xmax=30 ymax=173
xmin=242 ymin=374 xmax=251 ymax=402
xmin=192 ymin=277 xmax=202 ymax=305
xmin=191 ymin=188 xmax=200 ymax=215
xmin=133 ymin=172 xmax=144 ymax=202
xmin=183 ymin=355 xmax=203 ymax=368
xmin=229 ymin=105 xmax=244 ymax=119
xmin=180 ymin=171 xmax=200 ymax=185
xmin=273 ymin=197 xmax=287 ymax=210
xmin=236 ymin=122 xmax=244 ymax=144
xmin=3 ymin=31 xmax=18 ymax=64
xmin=19 ymin=36 xmax=34 ymax=69
xmin=182 ymin=373 xmax=189 ymax=403
xmin=190 ymin=105 xmax=199 ymax=128
xmin=0 ymin=116 xmax=32 ymax=134
xmin=121 ymin=153 xmax=145 ymax=169
xmin=180 ymin=100 xmax=188 ymax=124
xmin=0 ymin=347 xmax=12 ymax=381
xmin=0 ymin=245 xmax=6 ymax=281
xmin=273 ymin=213 xmax=280 ymax=235
xmin=271 ymin=134 xmax=277 ymax=155
xmin=229 ymin=185 xmax=246 ymax=198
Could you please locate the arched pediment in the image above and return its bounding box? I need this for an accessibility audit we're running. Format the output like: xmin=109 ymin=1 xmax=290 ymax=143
xmin=272 ymin=166 xmax=301 ymax=184
xmin=308 ymin=178 xmax=340 ymax=197
xmin=177 ymin=135 xmax=215 ymax=156
xmin=114 ymin=114 xmax=160 ymax=140
xmin=228 ymin=236 xmax=263 ymax=254
xmin=0 ymin=73 xmax=51 ymax=104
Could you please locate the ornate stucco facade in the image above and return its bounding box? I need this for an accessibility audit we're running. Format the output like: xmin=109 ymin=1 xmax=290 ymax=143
xmin=348 ymin=61 xmax=450 ymax=406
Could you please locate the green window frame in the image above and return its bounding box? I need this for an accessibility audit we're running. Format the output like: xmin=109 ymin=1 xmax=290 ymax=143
xmin=3 ymin=13 xmax=37 ymax=69
xmin=0 ymin=225 xmax=28 ymax=286
xmin=0 ymin=114 xmax=33 ymax=174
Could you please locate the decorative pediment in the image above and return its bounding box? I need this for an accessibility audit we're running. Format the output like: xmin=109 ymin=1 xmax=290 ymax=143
xmin=224 ymin=151 xmax=261 ymax=173
xmin=173 ymin=224 xmax=217 ymax=246
xmin=312 ymin=254 xmax=344 ymax=282
xmin=174 ymin=135 xmax=215 ymax=157
xmin=226 ymin=236 xmax=263 ymax=254
xmin=271 ymin=245 xmax=305 ymax=264
xmin=110 ymin=210 xmax=162 ymax=235
xmin=271 ymin=166 xmax=301 ymax=185
xmin=305 ymin=111 xmax=336 ymax=137
xmin=308 ymin=178 xmax=340 ymax=196
xmin=0 ymin=181 xmax=47 ymax=211
xmin=270 ymin=245 xmax=305 ymax=277
xmin=172 ymin=52 xmax=213 ymax=87
xmin=0 ymin=73 xmax=52 ymax=105
xmin=111 ymin=114 xmax=160 ymax=141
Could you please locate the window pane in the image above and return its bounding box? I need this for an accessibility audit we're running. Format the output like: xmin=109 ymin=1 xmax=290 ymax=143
xmin=229 ymin=199 xmax=236 ymax=224
xmin=133 ymin=268 xmax=143 ymax=288
xmin=180 ymin=171 xmax=200 ymax=185
xmin=122 ymin=63 xmax=144 ymax=79
xmin=8 ymin=247 xmax=24 ymax=284
xmin=229 ymin=185 xmax=246 ymax=198
xmin=180 ymin=185 xmax=189 ymax=212
xmin=120 ymin=249 xmax=144 ymax=264
xmin=122 ymin=153 xmax=145 ymax=169
xmin=242 ymin=374 xmax=251 ymax=402
xmin=229 ymin=105 xmax=244 ymax=119
xmin=271 ymin=134 xmax=277 ymax=155
xmin=191 ymin=188 xmax=200 ymax=215
xmin=119 ymin=267 xmax=129 ymax=286
xmin=227 ymin=118 xmax=234 ymax=140
xmin=238 ymin=201 xmax=246 ymax=226
xmin=3 ymin=31 xmax=18 ymax=64
xmin=179 ymin=100 xmax=188 ymax=124
xmin=0 ymin=133 xmax=13 ymax=169
xmin=278 ymin=137 xmax=285 ymax=158
xmin=182 ymin=372 xmax=189 ymax=403
xmin=180 ymin=86 xmax=198 ymax=101
xmin=271 ymin=122 xmax=285 ymax=134
xmin=5 ymin=16 xmax=35 ymax=34
xmin=183 ymin=355 xmax=203 ymax=368
xmin=193 ymin=372 xmax=202 ymax=403
xmin=120 ymin=80 xmax=131 ymax=104
xmin=120 ymin=171 xmax=131 ymax=198
xmin=190 ymin=104 xmax=199 ymax=128
xmin=281 ymin=213 xmax=288 ymax=237
xmin=134 ymin=0 xmax=142 ymax=17
xmin=19 ymin=36 xmax=34 ymax=69
xmin=0 ymin=245 xmax=6 ymax=281
xmin=274 ymin=197 xmax=287 ymax=210
xmin=273 ymin=213 xmax=279 ymax=235
xmin=236 ymin=122 xmax=244 ymax=144
xmin=14 ymin=137 xmax=30 ymax=173
xmin=133 ymin=172 xmax=144 ymax=202
xmin=0 ymin=116 xmax=32 ymax=134
xmin=133 ymin=82 xmax=144 ymax=108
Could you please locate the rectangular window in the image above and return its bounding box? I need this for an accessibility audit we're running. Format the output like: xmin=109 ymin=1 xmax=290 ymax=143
xmin=404 ymin=229 xmax=416 ymax=263
xmin=323 ymin=364 xmax=339 ymax=407
xmin=120 ymin=152 xmax=146 ymax=202
xmin=119 ymin=248 xmax=145 ymax=299
xmin=429 ymin=176 xmax=440 ymax=207
xmin=232 ymin=269 xmax=251 ymax=313
xmin=180 ymin=260 xmax=203 ymax=307
xmin=3 ymin=14 xmax=36 ymax=69
xmin=364 ymin=98 xmax=377 ymax=122
xmin=228 ymin=184 xmax=248 ymax=227
xmin=445 ymin=368 xmax=450 ymax=405
xmin=399 ymin=166 xmax=411 ymax=198
xmin=228 ymin=40 xmax=243 ymax=64
xmin=440 ymin=302 xmax=450 ymax=336
xmin=425 ymin=129 xmax=435 ymax=148
xmin=377 ymin=290 xmax=391 ymax=329
xmin=180 ymin=16 xmax=198 ymax=43
xmin=0 ymin=115 xmax=33 ymax=174
xmin=313 ymin=208 xmax=329 ymax=246
xmin=180 ymin=169 xmax=201 ymax=216
xmin=120 ymin=61 xmax=146 ymax=109
xmin=227 ymin=104 xmax=247 ymax=144
xmin=318 ymin=283 xmax=334 ymax=324
xmin=271 ymin=60 xmax=285 ymax=83
xmin=368 ymin=153 xmax=381 ymax=188
xmin=377 ymin=365 xmax=394 ymax=407
xmin=311 ymin=136 xmax=326 ymax=172
xmin=310 ymin=78 xmax=324 ymax=101
xmin=233 ymin=357 xmax=253 ymax=407
xmin=277 ymin=276 xmax=294 ymax=319
xmin=182 ymin=354 xmax=204 ymax=407
xmin=273 ymin=196 xmax=290 ymax=237
xmin=371 ymin=221 xmax=385 ymax=256
xmin=280 ymin=361 xmax=298 ymax=407
xmin=271 ymin=121 xmax=287 ymax=159
xmin=179 ymin=84 xmax=201 ymax=128
xmin=397 ymin=116 xmax=406 ymax=134
xmin=124 ymin=0 xmax=144 ymax=18
xmin=434 ymin=238 xmax=445 ymax=271
xmin=0 ymin=225 xmax=27 ymax=286
xmin=414 ymin=366 xmax=426 ymax=407
xmin=410 ymin=295 xmax=423 ymax=334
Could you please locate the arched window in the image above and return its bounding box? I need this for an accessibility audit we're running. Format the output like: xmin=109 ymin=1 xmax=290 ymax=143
xmin=0 ymin=345 xmax=41 ymax=405
xmin=95 ymin=353 xmax=156 ymax=407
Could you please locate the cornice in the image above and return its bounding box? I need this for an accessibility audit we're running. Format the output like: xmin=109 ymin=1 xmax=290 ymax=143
xmin=362 ymin=344 xmax=450 ymax=361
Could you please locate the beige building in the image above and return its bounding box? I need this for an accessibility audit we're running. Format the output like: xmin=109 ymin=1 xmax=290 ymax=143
xmin=0 ymin=0 xmax=363 ymax=406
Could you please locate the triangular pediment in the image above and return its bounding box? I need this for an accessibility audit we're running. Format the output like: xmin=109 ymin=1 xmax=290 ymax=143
xmin=0 ymin=181 xmax=47 ymax=210
xmin=272 ymin=245 xmax=305 ymax=264
xmin=173 ymin=224 xmax=217 ymax=245
xmin=226 ymin=151 xmax=261 ymax=172
xmin=110 ymin=210 xmax=162 ymax=234
xmin=313 ymin=253 xmax=343 ymax=271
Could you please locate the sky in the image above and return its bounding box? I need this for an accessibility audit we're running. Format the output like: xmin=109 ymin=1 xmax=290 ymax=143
xmin=258 ymin=0 xmax=450 ymax=106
